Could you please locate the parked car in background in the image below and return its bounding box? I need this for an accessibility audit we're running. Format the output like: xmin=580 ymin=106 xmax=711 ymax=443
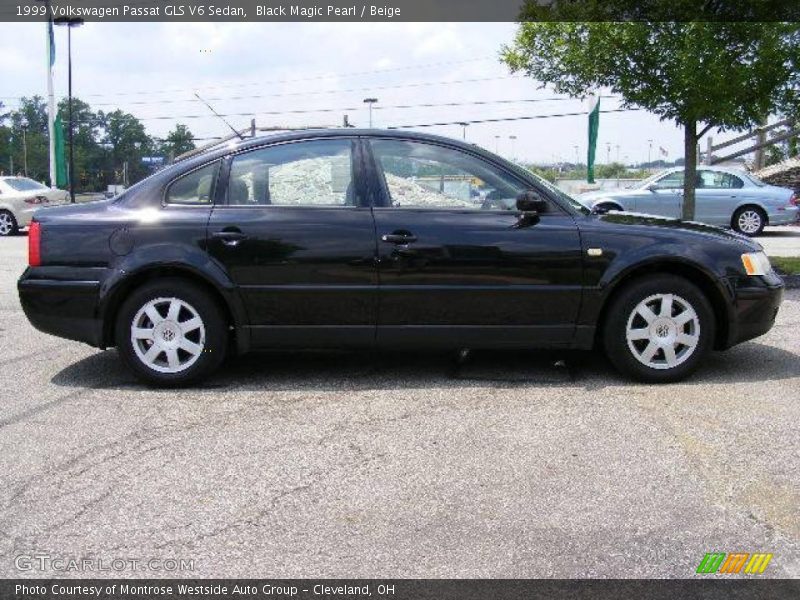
xmin=17 ymin=130 xmax=783 ymax=386
xmin=580 ymin=166 xmax=799 ymax=236
xmin=0 ymin=177 xmax=69 ymax=236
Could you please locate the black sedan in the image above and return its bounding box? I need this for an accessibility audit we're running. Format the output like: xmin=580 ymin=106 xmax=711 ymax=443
xmin=18 ymin=129 xmax=784 ymax=386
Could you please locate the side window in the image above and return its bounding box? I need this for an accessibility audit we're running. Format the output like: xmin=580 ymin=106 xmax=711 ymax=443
xmin=655 ymin=171 xmax=684 ymax=189
xmin=697 ymin=170 xmax=745 ymax=190
xmin=227 ymin=139 xmax=354 ymax=207
xmin=369 ymin=139 xmax=526 ymax=210
xmin=165 ymin=161 xmax=219 ymax=205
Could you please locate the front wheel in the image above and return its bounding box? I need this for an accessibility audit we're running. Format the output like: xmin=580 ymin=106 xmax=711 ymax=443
xmin=732 ymin=206 xmax=766 ymax=236
xmin=115 ymin=278 xmax=228 ymax=386
xmin=603 ymin=275 xmax=715 ymax=383
xmin=0 ymin=210 xmax=18 ymax=236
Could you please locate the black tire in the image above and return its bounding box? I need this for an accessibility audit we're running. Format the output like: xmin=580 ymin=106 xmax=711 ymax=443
xmin=731 ymin=205 xmax=766 ymax=236
xmin=115 ymin=278 xmax=228 ymax=386
xmin=602 ymin=275 xmax=715 ymax=383
xmin=596 ymin=202 xmax=624 ymax=212
xmin=0 ymin=210 xmax=18 ymax=236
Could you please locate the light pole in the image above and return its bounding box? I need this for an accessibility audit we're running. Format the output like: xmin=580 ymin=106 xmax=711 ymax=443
xmin=647 ymin=139 xmax=653 ymax=166
xmin=615 ymin=144 xmax=620 ymax=163
xmin=20 ymin=118 xmax=28 ymax=177
xmin=606 ymin=142 xmax=611 ymax=164
xmin=363 ymin=98 xmax=378 ymax=128
xmin=573 ymin=144 xmax=579 ymax=166
xmin=458 ymin=122 xmax=469 ymax=140
xmin=494 ymin=135 xmax=500 ymax=154
xmin=508 ymin=135 xmax=517 ymax=158
xmin=55 ymin=16 xmax=84 ymax=202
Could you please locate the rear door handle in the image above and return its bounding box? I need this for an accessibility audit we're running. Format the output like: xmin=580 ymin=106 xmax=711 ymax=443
xmin=212 ymin=230 xmax=248 ymax=246
xmin=381 ymin=233 xmax=417 ymax=244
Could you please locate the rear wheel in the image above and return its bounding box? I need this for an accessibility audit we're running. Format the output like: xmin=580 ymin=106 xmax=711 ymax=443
xmin=115 ymin=278 xmax=228 ymax=386
xmin=603 ymin=275 xmax=715 ymax=383
xmin=0 ymin=210 xmax=18 ymax=236
xmin=732 ymin=206 xmax=766 ymax=236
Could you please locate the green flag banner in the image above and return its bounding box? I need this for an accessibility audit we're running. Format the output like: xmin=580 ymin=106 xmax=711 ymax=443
xmin=54 ymin=115 xmax=68 ymax=189
xmin=587 ymin=95 xmax=600 ymax=184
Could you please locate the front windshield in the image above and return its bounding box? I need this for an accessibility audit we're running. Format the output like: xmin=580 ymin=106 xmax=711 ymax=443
xmin=637 ymin=170 xmax=668 ymax=189
xmin=4 ymin=177 xmax=48 ymax=192
xmin=527 ymin=171 xmax=591 ymax=215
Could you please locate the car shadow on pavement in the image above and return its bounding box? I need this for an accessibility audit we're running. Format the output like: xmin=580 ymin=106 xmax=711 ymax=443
xmin=51 ymin=342 xmax=800 ymax=392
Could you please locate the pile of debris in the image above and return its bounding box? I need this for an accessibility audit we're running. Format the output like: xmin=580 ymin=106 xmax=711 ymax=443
xmin=754 ymin=157 xmax=800 ymax=191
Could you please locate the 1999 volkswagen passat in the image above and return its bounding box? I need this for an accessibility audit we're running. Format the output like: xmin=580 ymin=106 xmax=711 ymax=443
xmin=18 ymin=130 xmax=784 ymax=386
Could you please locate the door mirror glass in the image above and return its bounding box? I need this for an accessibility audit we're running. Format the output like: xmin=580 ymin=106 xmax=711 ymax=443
xmin=516 ymin=191 xmax=548 ymax=213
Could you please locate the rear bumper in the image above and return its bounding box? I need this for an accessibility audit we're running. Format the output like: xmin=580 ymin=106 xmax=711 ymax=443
xmin=767 ymin=206 xmax=799 ymax=225
xmin=725 ymin=276 xmax=784 ymax=347
xmin=18 ymin=275 xmax=104 ymax=347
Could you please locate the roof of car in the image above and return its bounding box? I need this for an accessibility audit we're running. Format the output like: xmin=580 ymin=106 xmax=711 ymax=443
xmin=198 ymin=128 xmax=487 ymax=160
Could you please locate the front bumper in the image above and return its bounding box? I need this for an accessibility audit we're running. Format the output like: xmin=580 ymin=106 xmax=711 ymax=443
xmin=725 ymin=273 xmax=784 ymax=347
xmin=18 ymin=272 xmax=104 ymax=347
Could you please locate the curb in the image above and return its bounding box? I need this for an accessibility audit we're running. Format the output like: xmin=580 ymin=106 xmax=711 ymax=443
xmin=781 ymin=274 xmax=800 ymax=289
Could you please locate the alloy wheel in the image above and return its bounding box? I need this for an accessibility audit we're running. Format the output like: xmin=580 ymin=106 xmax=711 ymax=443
xmin=0 ymin=213 xmax=14 ymax=236
xmin=130 ymin=297 xmax=206 ymax=374
xmin=737 ymin=210 xmax=762 ymax=235
xmin=625 ymin=293 xmax=700 ymax=370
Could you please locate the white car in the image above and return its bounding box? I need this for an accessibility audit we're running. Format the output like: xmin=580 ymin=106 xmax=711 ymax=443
xmin=580 ymin=166 xmax=799 ymax=236
xmin=0 ymin=177 xmax=70 ymax=236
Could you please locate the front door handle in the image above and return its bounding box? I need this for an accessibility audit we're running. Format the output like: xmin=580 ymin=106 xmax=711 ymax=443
xmin=381 ymin=232 xmax=417 ymax=244
xmin=212 ymin=230 xmax=248 ymax=246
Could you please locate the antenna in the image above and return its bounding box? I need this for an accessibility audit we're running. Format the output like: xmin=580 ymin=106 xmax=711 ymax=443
xmin=193 ymin=91 xmax=244 ymax=140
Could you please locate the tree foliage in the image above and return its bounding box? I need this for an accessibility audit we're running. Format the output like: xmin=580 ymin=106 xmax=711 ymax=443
xmin=502 ymin=19 xmax=800 ymax=219
xmin=0 ymin=96 xmax=197 ymax=191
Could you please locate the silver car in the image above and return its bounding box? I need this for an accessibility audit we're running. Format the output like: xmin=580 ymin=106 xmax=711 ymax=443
xmin=580 ymin=166 xmax=799 ymax=236
xmin=0 ymin=177 xmax=69 ymax=236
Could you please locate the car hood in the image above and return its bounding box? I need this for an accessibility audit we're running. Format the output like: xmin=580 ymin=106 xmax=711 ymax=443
xmin=593 ymin=211 xmax=761 ymax=250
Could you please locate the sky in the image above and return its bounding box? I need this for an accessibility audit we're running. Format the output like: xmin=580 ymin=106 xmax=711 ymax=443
xmin=0 ymin=21 xmax=699 ymax=165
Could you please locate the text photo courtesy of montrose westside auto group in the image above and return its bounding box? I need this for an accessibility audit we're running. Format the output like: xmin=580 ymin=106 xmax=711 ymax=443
xmin=1 ymin=1 xmax=800 ymax=598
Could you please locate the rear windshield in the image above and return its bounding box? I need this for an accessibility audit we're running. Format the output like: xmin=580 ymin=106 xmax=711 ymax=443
xmin=3 ymin=177 xmax=48 ymax=192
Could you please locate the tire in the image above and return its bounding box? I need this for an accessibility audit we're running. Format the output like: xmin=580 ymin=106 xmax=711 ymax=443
xmin=0 ymin=210 xmax=18 ymax=236
xmin=603 ymin=275 xmax=715 ymax=383
xmin=596 ymin=202 xmax=624 ymax=212
xmin=732 ymin=206 xmax=766 ymax=236
xmin=115 ymin=278 xmax=228 ymax=386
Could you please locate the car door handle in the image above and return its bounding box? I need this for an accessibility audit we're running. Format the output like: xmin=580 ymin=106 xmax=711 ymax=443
xmin=381 ymin=233 xmax=417 ymax=244
xmin=212 ymin=230 xmax=248 ymax=246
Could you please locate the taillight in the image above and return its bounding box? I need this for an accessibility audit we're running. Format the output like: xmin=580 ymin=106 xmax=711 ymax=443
xmin=28 ymin=221 xmax=41 ymax=267
xmin=24 ymin=195 xmax=45 ymax=204
xmin=790 ymin=193 xmax=798 ymax=207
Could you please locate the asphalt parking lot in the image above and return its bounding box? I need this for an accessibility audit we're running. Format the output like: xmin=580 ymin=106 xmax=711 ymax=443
xmin=0 ymin=234 xmax=798 ymax=579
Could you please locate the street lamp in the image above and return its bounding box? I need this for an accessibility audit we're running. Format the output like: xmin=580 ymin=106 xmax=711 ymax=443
xmin=20 ymin=118 xmax=28 ymax=177
xmin=647 ymin=139 xmax=653 ymax=166
xmin=573 ymin=144 xmax=579 ymax=166
xmin=458 ymin=122 xmax=469 ymax=140
xmin=363 ymin=98 xmax=378 ymax=128
xmin=494 ymin=135 xmax=500 ymax=154
xmin=55 ymin=16 xmax=84 ymax=203
xmin=508 ymin=135 xmax=517 ymax=158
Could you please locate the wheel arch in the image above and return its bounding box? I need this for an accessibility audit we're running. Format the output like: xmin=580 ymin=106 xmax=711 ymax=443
xmin=594 ymin=200 xmax=625 ymax=211
xmin=594 ymin=259 xmax=731 ymax=351
xmin=99 ymin=264 xmax=249 ymax=353
xmin=732 ymin=202 xmax=769 ymax=227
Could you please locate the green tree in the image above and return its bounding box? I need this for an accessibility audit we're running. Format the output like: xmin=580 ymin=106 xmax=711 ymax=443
xmin=57 ymin=97 xmax=103 ymax=191
xmin=160 ymin=123 xmax=196 ymax=160
xmin=97 ymin=109 xmax=154 ymax=186
xmin=8 ymin=97 xmax=50 ymax=182
xmin=502 ymin=19 xmax=800 ymax=219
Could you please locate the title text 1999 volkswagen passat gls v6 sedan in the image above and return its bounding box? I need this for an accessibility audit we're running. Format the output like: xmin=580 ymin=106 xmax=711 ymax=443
xmin=18 ymin=130 xmax=784 ymax=386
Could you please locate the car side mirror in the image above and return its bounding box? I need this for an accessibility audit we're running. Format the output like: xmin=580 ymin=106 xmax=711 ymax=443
xmin=646 ymin=183 xmax=659 ymax=192
xmin=516 ymin=191 xmax=548 ymax=214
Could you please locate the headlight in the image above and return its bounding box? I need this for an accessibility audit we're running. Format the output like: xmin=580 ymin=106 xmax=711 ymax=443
xmin=741 ymin=252 xmax=772 ymax=276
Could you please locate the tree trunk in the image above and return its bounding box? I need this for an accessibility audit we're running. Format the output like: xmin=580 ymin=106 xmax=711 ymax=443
xmin=682 ymin=120 xmax=697 ymax=221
